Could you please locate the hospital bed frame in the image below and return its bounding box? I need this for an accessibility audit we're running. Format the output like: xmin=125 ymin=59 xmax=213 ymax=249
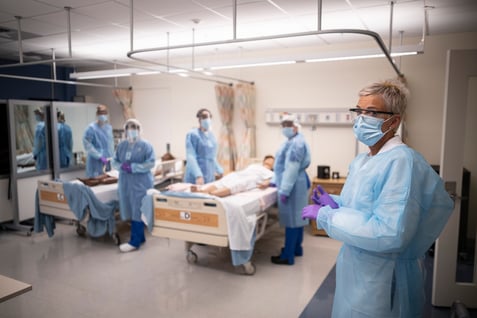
xmin=151 ymin=189 xmax=277 ymax=275
xmin=37 ymin=180 xmax=122 ymax=244
xmin=37 ymin=159 xmax=184 ymax=244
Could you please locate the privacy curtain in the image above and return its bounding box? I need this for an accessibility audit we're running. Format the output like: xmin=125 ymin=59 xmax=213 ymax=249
xmin=235 ymin=83 xmax=256 ymax=170
xmin=215 ymin=84 xmax=237 ymax=174
xmin=113 ymin=87 xmax=134 ymax=120
xmin=15 ymin=105 xmax=34 ymax=154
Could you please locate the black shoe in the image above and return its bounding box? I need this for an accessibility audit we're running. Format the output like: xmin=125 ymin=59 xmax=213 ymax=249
xmin=281 ymin=247 xmax=303 ymax=257
xmin=271 ymin=255 xmax=293 ymax=265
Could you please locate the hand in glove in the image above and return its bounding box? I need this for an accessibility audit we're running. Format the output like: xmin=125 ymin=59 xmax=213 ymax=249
xmin=280 ymin=194 xmax=288 ymax=204
xmin=269 ymin=182 xmax=276 ymax=188
xmin=100 ymin=156 xmax=109 ymax=165
xmin=121 ymin=162 xmax=132 ymax=173
xmin=311 ymin=185 xmax=339 ymax=208
xmin=302 ymin=204 xmax=322 ymax=220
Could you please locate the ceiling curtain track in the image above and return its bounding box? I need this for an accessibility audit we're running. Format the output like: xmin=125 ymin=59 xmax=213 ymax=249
xmin=215 ymin=84 xmax=237 ymax=174
xmin=127 ymin=0 xmax=405 ymax=77
xmin=235 ymin=83 xmax=256 ymax=170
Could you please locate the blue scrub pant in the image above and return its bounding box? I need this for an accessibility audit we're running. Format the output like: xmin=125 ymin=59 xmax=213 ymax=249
xmin=280 ymin=227 xmax=304 ymax=264
xmin=129 ymin=220 xmax=145 ymax=248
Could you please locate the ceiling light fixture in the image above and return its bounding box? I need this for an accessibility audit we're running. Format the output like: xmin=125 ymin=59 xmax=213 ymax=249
xmin=210 ymin=60 xmax=296 ymax=70
xmin=305 ymin=44 xmax=422 ymax=63
xmin=69 ymin=67 xmax=161 ymax=80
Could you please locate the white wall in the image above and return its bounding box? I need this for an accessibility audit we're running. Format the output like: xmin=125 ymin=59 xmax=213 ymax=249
xmin=76 ymin=32 xmax=477 ymax=179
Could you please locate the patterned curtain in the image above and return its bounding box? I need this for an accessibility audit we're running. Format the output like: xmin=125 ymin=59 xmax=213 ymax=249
xmin=113 ymin=87 xmax=134 ymax=120
xmin=215 ymin=84 xmax=237 ymax=174
xmin=235 ymin=83 xmax=256 ymax=170
xmin=14 ymin=105 xmax=34 ymax=154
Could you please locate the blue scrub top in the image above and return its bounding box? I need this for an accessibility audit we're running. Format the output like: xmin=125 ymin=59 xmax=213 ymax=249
xmin=317 ymin=143 xmax=454 ymax=317
xmin=112 ymin=139 xmax=155 ymax=221
xmin=184 ymin=128 xmax=223 ymax=184
xmin=83 ymin=121 xmax=114 ymax=177
xmin=274 ymin=132 xmax=311 ymax=228
xmin=33 ymin=121 xmax=47 ymax=170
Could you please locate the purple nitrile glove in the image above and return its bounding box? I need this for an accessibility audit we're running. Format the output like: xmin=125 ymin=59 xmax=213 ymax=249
xmin=302 ymin=204 xmax=322 ymax=220
xmin=121 ymin=162 xmax=132 ymax=173
xmin=280 ymin=194 xmax=288 ymax=204
xmin=312 ymin=185 xmax=339 ymax=208
xmin=269 ymin=182 xmax=276 ymax=188
xmin=100 ymin=156 xmax=108 ymax=165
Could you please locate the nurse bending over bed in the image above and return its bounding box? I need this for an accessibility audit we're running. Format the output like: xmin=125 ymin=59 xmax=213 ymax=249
xmin=112 ymin=118 xmax=155 ymax=253
xmin=190 ymin=155 xmax=275 ymax=197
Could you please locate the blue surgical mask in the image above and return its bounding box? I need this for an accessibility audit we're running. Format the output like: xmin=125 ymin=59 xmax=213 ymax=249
xmin=127 ymin=129 xmax=139 ymax=141
xmin=35 ymin=114 xmax=43 ymax=122
xmin=353 ymin=115 xmax=393 ymax=146
xmin=97 ymin=114 xmax=108 ymax=122
xmin=200 ymin=118 xmax=211 ymax=130
xmin=282 ymin=127 xmax=295 ymax=139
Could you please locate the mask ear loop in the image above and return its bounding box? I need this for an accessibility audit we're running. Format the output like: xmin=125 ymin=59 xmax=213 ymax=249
xmin=382 ymin=115 xmax=398 ymax=135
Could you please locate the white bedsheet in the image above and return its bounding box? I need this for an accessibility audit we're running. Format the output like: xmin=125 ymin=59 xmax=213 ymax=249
xmin=219 ymin=187 xmax=276 ymax=250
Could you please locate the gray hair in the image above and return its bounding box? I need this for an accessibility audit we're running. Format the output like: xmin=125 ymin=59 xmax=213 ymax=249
xmin=359 ymin=78 xmax=410 ymax=115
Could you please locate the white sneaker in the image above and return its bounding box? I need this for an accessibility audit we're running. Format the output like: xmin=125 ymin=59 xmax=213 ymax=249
xmin=119 ymin=243 xmax=137 ymax=253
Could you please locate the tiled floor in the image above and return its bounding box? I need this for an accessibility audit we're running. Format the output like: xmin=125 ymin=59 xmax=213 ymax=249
xmin=0 ymin=221 xmax=341 ymax=318
xmin=1 ymin=220 xmax=475 ymax=318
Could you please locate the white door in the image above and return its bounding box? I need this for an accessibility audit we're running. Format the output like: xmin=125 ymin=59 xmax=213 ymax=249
xmin=432 ymin=49 xmax=477 ymax=307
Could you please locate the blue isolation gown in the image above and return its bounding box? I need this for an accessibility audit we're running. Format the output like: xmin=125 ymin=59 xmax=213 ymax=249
xmin=58 ymin=122 xmax=73 ymax=168
xmin=184 ymin=128 xmax=223 ymax=184
xmin=112 ymin=139 xmax=155 ymax=222
xmin=33 ymin=121 xmax=47 ymax=170
xmin=274 ymin=132 xmax=311 ymax=228
xmin=316 ymin=137 xmax=454 ymax=317
xmin=83 ymin=121 xmax=114 ymax=177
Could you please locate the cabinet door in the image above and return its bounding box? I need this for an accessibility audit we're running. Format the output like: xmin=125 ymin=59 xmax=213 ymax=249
xmin=309 ymin=179 xmax=345 ymax=236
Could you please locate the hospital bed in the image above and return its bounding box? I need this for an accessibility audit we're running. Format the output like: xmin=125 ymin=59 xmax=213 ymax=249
xmin=35 ymin=179 xmax=122 ymax=243
xmin=34 ymin=159 xmax=184 ymax=244
xmin=147 ymin=186 xmax=277 ymax=275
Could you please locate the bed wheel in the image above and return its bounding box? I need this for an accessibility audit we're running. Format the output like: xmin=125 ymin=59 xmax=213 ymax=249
xmin=76 ymin=224 xmax=86 ymax=236
xmin=186 ymin=250 xmax=198 ymax=264
xmin=112 ymin=233 xmax=121 ymax=245
xmin=242 ymin=262 xmax=256 ymax=275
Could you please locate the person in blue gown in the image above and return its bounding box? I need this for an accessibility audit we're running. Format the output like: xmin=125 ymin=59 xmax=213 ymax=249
xmin=271 ymin=114 xmax=311 ymax=265
xmin=57 ymin=111 xmax=73 ymax=168
xmin=112 ymin=118 xmax=155 ymax=253
xmin=184 ymin=108 xmax=223 ymax=185
xmin=32 ymin=108 xmax=47 ymax=171
xmin=302 ymin=78 xmax=454 ymax=317
xmin=83 ymin=104 xmax=114 ymax=177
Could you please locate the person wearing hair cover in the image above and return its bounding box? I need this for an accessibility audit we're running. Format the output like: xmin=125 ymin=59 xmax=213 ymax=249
xmin=302 ymin=78 xmax=454 ymax=317
xmin=83 ymin=104 xmax=114 ymax=177
xmin=112 ymin=118 xmax=155 ymax=253
xmin=272 ymin=113 xmax=311 ymax=265
xmin=184 ymin=108 xmax=223 ymax=185
xmin=57 ymin=111 xmax=73 ymax=168
xmin=33 ymin=108 xmax=47 ymax=170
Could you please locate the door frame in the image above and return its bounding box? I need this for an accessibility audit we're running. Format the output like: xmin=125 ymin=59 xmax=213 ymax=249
xmin=432 ymin=49 xmax=477 ymax=307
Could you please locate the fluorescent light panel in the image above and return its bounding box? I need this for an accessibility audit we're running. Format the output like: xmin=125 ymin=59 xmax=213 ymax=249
xmin=70 ymin=67 xmax=161 ymax=80
xmin=70 ymin=44 xmax=423 ymax=78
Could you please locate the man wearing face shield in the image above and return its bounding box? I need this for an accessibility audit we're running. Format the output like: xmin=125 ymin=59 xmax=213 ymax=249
xmin=82 ymin=104 xmax=114 ymax=177
xmin=271 ymin=114 xmax=311 ymax=265
xmin=112 ymin=118 xmax=155 ymax=253
xmin=184 ymin=108 xmax=223 ymax=185
xmin=302 ymin=78 xmax=454 ymax=317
